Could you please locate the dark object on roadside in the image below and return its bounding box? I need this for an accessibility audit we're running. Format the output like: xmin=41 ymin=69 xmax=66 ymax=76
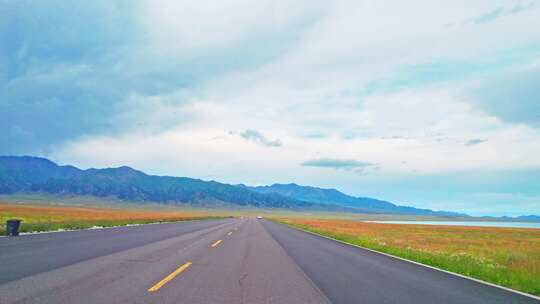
xmin=6 ymin=219 xmax=22 ymax=236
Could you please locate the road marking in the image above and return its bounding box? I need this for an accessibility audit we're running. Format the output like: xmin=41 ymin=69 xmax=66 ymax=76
xmin=285 ymin=223 xmax=540 ymax=302
xmin=227 ymin=231 xmax=233 ymax=236
xmin=211 ymin=239 xmax=223 ymax=247
xmin=148 ymin=261 xmax=192 ymax=292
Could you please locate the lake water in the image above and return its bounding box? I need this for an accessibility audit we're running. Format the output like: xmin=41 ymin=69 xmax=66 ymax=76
xmin=368 ymin=221 xmax=540 ymax=229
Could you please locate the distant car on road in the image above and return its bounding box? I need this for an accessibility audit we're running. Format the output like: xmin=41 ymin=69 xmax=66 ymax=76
xmin=256 ymin=216 xmax=263 ymax=219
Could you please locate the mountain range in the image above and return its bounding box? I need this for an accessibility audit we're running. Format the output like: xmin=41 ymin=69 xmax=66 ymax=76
xmin=0 ymin=155 xmax=496 ymax=217
xmin=246 ymin=184 xmax=462 ymax=216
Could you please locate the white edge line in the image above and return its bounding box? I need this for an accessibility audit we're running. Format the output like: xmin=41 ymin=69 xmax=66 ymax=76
xmin=282 ymin=222 xmax=540 ymax=302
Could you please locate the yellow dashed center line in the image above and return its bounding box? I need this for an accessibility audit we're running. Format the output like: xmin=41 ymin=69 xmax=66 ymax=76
xmin=227 ymin=231 xmax=233 ymax=236
xmin=148 ymin=261 xmax=192 ymax=292
xmin=211 ymin=239 xmax=223 ymax=247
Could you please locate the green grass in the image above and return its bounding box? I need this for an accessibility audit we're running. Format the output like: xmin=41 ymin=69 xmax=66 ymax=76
xmin=0 ymin=201 xmax=228 ymax=235
xmin=0 ymin=217 xmax=224 ymax=235
xmin=278 ymin=220 xmax=540 ymax=297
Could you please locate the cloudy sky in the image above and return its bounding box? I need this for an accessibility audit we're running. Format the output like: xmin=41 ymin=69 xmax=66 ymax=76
xmin=2 ymin=1 xmax=540 ymax=216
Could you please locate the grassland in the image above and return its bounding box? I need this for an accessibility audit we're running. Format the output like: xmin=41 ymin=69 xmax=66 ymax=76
xmin=277 ymin=218 xmax=540 ymax=296
xmin=0 ymin=202 xmax=226 ymax=235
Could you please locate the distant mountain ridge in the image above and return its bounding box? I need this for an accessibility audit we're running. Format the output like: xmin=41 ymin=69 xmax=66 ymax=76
xmin=0 ymin=156 xmax=356 ymax=211
xmin=485 ymin=215 xmax=540 ymax=223
xmin=247 ymin=183 xmax=465 ymax=217
xmin=0 ymin=156 xmax=530 ymax=219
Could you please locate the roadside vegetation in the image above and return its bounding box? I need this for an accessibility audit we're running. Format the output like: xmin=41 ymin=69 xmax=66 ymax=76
xmin=0 ymin=203 xmax=226 ymax=235
xmin=277 ymin=218 xmax=540 ymax=296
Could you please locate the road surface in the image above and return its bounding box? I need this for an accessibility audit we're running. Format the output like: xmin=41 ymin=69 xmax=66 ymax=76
xmin=0 ymin=218 xmax=537 ymax=304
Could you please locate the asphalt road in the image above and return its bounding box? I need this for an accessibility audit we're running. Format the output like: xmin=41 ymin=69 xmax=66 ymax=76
xmin=0 ymin=218 xmax=537 ymax=304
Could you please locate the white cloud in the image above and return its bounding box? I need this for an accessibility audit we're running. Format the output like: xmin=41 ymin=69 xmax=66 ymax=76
xmin=36 ymin=0 xmax=540 ymax=214
xmin=137 ymin=0 xmax=326 ymax=56
xmin=58 ymin=83 xmax=540 ymax=178
xmin=239 ymin=129 xmax=282 ymax=147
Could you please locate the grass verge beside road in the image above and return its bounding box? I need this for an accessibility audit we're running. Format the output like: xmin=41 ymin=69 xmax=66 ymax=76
xmin=0 ymin=203 xmax=226 ymax=235
xmin=276 ymin=218 xmax=540 ymax=297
